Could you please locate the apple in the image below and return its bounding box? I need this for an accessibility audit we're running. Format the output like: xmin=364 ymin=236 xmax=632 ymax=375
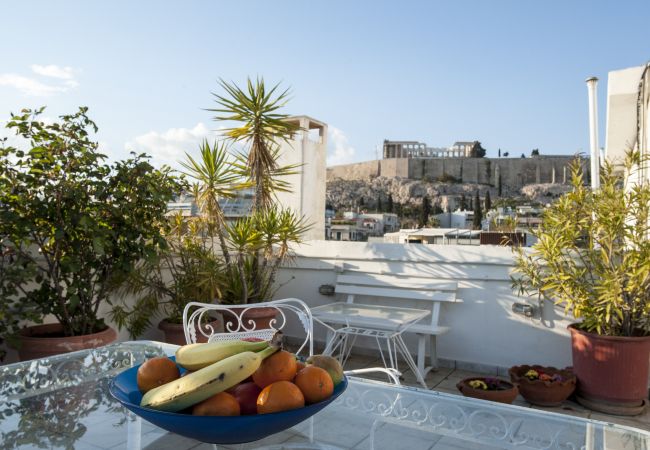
xmin=232 ymin=381 xmax=262 ymax=415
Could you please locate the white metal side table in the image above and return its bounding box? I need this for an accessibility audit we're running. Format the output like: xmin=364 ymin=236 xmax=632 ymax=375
xmin=312 ymin=302 xmax=431 ymax=388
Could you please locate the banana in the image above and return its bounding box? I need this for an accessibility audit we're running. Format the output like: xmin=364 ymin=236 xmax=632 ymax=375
xmin=141 ymin=346 xmax=278 ymax=412
xmin=175 ymin=339 xmax=269 ymax=371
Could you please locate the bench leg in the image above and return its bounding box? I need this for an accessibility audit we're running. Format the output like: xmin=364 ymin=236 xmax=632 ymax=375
xmin=416 ymin=334 xmax=439 ymax=378
xmin=417 ymin=334 xmax=426 ymax=377
xmin=429 ymin=335 xmax=438 ymax=370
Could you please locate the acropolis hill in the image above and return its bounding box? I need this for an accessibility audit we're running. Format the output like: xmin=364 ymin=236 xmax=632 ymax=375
xmin=326 ymin=155 xmax=588 ymax=191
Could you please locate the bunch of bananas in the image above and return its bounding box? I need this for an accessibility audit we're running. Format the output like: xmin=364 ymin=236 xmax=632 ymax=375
xmin=141 ymin=337 xmax=280 ymax=412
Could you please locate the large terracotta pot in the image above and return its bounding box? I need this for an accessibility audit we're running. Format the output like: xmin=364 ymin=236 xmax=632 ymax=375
xmin=509 ymin=365 xmax=576 ymax=406
xmin=17 ymin=323 xmax=117 ymax=361
xmin=456 ymin=377 xmax=519 ymax=404
xmin=158 ymin=318 xmax=220 ymax=345
xmin=222 ymin=307 xmax=278 ymax=333
xmin=569 ymin=324 xmax=650 ymax=414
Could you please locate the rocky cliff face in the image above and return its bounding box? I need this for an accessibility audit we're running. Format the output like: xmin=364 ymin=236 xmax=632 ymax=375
xmin=326 ymin=176 xmax=570 ymax=211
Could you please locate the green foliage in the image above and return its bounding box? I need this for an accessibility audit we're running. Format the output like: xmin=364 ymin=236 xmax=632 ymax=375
xmin=419 ymin=197 xmax=431 ymax=227
xmin=209 ymin=78 xmax=300 ymax=211
xmin=512 ymin=151 xmax=650 ymax=336
xmin=0 ymin=107 xmax=180 ymax=343
xmin=485 ymin=190 xmax=492 ymax=211
xmin=109 ymin=211 xmax=224 ymax=337
xmin=472 ymin=192 xmax=483 ymax=229
xmin=469 ymin=141 xmax=487 ymax=158
xmin=459 ymin=194 xmax=468 ymax=211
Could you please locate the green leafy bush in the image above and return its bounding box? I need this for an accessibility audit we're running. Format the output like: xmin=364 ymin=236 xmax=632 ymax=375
xmin=0 ymin=107 xmax=180 ymax=349
xmin=512 ymin=151 xmax=650 ymax=336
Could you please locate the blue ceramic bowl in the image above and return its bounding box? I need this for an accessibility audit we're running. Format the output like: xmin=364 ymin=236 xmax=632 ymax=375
xmin=109 ymin=357 xmax=347 ymax=444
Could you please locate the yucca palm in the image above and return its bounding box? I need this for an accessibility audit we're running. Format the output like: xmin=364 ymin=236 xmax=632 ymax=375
xmin=209 ymin=78 xmax=300 ymax=211
xmin=180 ymin=140 xmax=246 ymax=265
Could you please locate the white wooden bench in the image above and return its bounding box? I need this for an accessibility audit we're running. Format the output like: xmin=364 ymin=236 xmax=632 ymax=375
xmin=312 ymin=273 xmax=460 ymax=387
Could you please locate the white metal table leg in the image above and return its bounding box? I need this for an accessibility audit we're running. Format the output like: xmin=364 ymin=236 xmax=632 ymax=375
xmin=393 ymin=334 xmax=428 ymax=388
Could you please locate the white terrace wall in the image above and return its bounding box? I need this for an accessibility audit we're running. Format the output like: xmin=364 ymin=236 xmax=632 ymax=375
xmin=1 ymin=241 xmax=573 ymax=371
xmin=274 ymin=240 xmax=573 ymax=373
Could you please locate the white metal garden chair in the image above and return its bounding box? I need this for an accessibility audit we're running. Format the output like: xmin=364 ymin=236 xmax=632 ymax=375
xmin=182 ymin=298 xmax=401 ymax=385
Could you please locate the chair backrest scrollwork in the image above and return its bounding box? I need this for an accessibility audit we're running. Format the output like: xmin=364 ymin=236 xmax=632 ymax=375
xmin=182 ymin=298 xmax=314 ymax=357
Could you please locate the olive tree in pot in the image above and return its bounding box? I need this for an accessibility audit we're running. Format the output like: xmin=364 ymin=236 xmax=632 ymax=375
xmin=0 ymin=108 xmax=179 ymax=361
xmin=512 ymin=151 xmax=650 ymax=415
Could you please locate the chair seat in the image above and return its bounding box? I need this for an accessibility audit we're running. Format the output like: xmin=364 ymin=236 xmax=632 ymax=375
xmin=207 ymin=328 xmax=277 ymax=343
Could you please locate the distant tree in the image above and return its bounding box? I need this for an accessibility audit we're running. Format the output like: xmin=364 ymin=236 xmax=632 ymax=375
xmin=503 ymin=151 xmax=509 ymax=157
xmin=497 ymin=175 xmax=502 ymax=197
xmin=531 ymin=148 xmax=540 ymax=156
xmin=521 ymin=153 xmax=526 ymax=158
xmin=472 ymin=191 xmax=483 ymax=229
xmin=387 ymin=194 xmax=394 ymax=213
xmin=485 ymin=190 xmax=492 ymax=211
xmin=498 ymin=148 xmax=501 ymax=158
xmin=376 ymin=196 xmax=382 ymax=212
xmin=459 ymin=194 xmax=467 ymax=211
xmin=359 ymin=197 xmax=365 ymax=207
xmin=420 ymin=197 xmax=431 ymax=227
xmin=469 ymin=141 xmax=487 ymax=158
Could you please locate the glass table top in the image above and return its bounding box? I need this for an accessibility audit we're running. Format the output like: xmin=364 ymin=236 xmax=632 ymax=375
xmin=1 ymin=341 xmax=648 ymax=450
xmin=311 ymin=303 xmax=430 ymax=330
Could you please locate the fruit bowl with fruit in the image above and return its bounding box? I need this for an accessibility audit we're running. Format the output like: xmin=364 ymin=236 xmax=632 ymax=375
xmin=109 ymin=336 xmax=347 ymax=444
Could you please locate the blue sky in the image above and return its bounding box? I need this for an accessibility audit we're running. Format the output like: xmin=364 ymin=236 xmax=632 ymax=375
xmin=1 ymin=1 xmax=649 ymax=167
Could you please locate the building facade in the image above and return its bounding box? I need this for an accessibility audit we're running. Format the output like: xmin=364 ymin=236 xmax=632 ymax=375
xmin=275 ymin=116 xmax=328 ymax=241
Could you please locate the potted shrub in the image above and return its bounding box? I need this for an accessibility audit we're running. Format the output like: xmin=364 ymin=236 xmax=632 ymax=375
xmin=0 ymin=108 xmax=179 ymax=361
xmin=456 ymin=377 xmax=519 ymax=404
xmin=110 ymin=194 xmax=225 ymax=345
xmin=185 ymin=79 xmax=310 ymax=329
xmin=110 ymin=79 xmax=310 ymax=339
xmin=509 ymin=365 xmax=576 ymax=406
xmin=512 ymin=151 xmax=650 ymax=415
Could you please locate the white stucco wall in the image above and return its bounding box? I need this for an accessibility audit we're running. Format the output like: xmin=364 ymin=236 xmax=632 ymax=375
xmin=275 ymin=116 xmax=327 ymax=241
xmin=274 ymin=241 xmax=574 ymax=372
xmin=1 ymin=241 xmax=574 ymax=372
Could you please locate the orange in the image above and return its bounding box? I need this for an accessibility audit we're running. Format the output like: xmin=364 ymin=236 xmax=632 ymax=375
xmin=192 ymin=392 xmax=240 ymax=416
xmin=136 ymin=357 xmax=180 ymax=393
xmin=294 ymin=366 xmax=334 ymax=403
xmin=252 ymin=350 xmax=298 ymax=388
xmin=296 ymin=360 xmax=306 ymax=373
xmin=257 ymin=381 xmax=305 ymax=414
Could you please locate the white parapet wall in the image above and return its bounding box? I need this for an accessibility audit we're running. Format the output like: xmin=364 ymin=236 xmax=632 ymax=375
xmin=274 ymin=240 xmax=574 ymax=372
xmin=1 ymin=240 xmax=573 ymax=370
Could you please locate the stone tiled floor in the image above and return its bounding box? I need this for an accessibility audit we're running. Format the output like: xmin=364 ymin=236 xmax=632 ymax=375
xmin=340 ymin=353 xmax=650 ymax=433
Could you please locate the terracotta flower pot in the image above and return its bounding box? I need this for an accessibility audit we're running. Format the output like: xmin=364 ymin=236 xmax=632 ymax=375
xmin=509 ymin=365 xmax=576 ymax=406
xmin=222 ymin=307 xmax=278 ymax=333
xmin=569 ymin=324 xmax=650 ymax=415
xmin=158 ymin=318 xmax=220 ymax=346
xmin=17 ymin=323 xmax=117 ymax=361
xmin=456 ymin=377 xmax=519 ymax=404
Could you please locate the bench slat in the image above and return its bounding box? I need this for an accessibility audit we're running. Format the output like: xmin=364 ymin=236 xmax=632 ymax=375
xmin=408 ymin=324 xmax=450 ymax=335
xmin=337 ymin=274 xmax=457 ymax=291
xmin=335 ymin=284 xmax=457 ymax=302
